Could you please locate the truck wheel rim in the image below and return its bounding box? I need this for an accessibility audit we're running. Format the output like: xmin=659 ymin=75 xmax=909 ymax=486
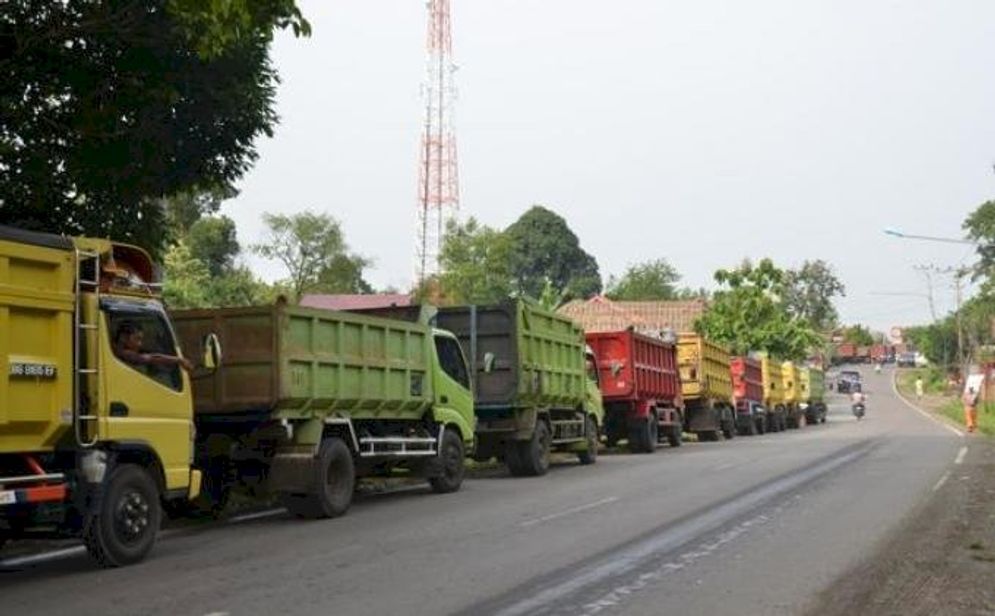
xmin=442 ymin=440 xmax=462 ymax=478
xmin=115 ymin=490 xmax=150 ymax=544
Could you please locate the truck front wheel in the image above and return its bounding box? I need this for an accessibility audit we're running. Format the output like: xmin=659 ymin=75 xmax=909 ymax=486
xmin=429 ymin=430 xmax=466 ymax=493
xmin=282 ymin=437 xmax=355 ymax=519
xmin=577 ymin=416 xmax=599 ymax=465
xmin=83 ymin=464 xmax=161 ymax=568
xmin=513 ymin=421 xmax=551 ymax=477
xmin=629 ymin=415 xmax=657 ymax=454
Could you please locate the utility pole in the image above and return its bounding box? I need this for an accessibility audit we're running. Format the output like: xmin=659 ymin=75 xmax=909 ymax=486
xmin=913 ymin=265 xmax=938 ymax=322
xmin=918 ymin=264 xmax=969 ymax=379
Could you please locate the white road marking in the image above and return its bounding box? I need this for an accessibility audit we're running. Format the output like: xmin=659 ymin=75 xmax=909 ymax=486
xmin=520 ymin=497 xmax=620 ymax=528
xmin=932 ymin=471 xmax=951 ymax=492
xmin=713 ymin=462 xmax=737 ymax=472
xmin=955 ymin=446 xmax=968 ymax=465
xmin=228 ymin=508 xmax=285 ymax=524
xmin=891 ymin=373 xmax=965 ymax=438
xmin=203 ymin=612 xmax=230 ymax=616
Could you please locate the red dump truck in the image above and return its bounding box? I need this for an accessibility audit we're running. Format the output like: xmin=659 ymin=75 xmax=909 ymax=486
xmin=730 ymin=357 xmax=765 ymax=435
xmin=586 ymin=330 xmax=684 ymax=453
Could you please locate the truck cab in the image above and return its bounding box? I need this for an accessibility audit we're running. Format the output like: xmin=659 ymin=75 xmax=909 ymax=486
xmin=0 ymin=226 xmax=209 ymax=567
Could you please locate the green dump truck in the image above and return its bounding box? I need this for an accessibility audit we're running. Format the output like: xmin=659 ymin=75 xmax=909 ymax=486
xmin=435 ymin=300 xmax=604 ymax=477
xmin=800 ymin=367 xmax=828 ymax=425
xmin=171 ymin=303 xmax=476 ymax=518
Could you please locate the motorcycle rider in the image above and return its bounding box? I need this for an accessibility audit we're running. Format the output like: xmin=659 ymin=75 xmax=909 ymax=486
xmin=851 ymin=389 xmax=866 ymax=418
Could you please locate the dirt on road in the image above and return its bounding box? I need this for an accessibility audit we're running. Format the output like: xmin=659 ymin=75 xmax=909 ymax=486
xmin=808 ymin=434 xmax=995 ymax=615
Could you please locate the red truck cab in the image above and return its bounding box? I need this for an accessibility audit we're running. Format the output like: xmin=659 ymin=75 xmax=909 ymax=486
xmin=586 ymin=329 xmax=684 ymax=453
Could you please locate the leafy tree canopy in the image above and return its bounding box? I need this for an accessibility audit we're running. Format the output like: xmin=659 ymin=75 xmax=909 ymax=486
xmin=695 ymin=258 xmax=821 ymax=360
xmin=0 ymin=0 xmax=306 ymax=256
xmin=253 ymin=210 xmax=370 ymax=300
xmin=504 ymin=206 xmax=601 ymax=300
xmin=437 ymin=217 xmax=513 ymax=305
xmin=783 ymin=260 xmax=846 ymax=332
xmin=187 ymin=216 xmax=240 ymax=276
xmin=606 ymin=259 xmax=681 ymax=301
xmin=840 ymin=324 xmax=875 ymax=346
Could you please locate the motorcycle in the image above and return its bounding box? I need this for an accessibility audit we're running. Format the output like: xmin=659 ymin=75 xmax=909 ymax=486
xmin=852 ymin=402 xmax=865 ymax=420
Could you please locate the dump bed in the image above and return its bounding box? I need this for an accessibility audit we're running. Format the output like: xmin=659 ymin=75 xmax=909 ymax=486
xmin=435 ymin=300 xmax=586 ymax=410
xmin=586 ymin=330 xmax=680 ymax=404
xmin=781 ymin=361 xmax=800 ymax=404
xmin=677 ymin=334 xmax=732 ymax=403
xmin=171 ymin=304 xmax=434 ymax=420
xmin=0 ymin=227 xmax=76 ymax=452
xmin=804 ymin=367 xmax=826 ymax=403
xmin=731 ymin=357 xmax=764 ymax=405
xmin=761 ymin=358 xmax=784 ymax=407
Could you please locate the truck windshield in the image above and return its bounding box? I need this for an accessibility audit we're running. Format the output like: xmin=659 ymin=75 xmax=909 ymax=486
xmin=435 ymin=335 xmax=470 ymax=389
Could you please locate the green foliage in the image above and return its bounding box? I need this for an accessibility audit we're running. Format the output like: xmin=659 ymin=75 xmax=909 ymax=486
xmin=695 ymin=258 xmax=821 ymax=360
xmin=163 ymin=241 xmax=212 ymax=308
xmin=504 ymin=206 xmax=602 ymax=301
xmin=0 ymin=0 xmax=300 ymax=256
xmin=438 ymin=218 xmax=513 ymax=304
xmin=783 ymin=260 xmax=846 ymax=332
xmin=188 ymin=216 xmax=240 ymax=276
xmin=841 ymin=324 xmax=875 ymax=347
xmin=964 ymin=200 xmax=995 ymax=283
xmin=606 ymin=259 xmax=681 ymax=301
xmin=253 ymin=211 xmax=370 ymax=300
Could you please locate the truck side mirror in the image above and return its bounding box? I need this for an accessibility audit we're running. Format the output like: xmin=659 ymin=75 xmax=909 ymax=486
xmin=202 ymin=333 xmax=222 ymax=372
xmin=482 ymin=352 xmax=496 ymax=373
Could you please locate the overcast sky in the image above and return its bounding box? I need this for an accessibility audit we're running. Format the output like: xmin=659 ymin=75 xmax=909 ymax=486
xmin=223 ymin=0 xmax=995 ymax=332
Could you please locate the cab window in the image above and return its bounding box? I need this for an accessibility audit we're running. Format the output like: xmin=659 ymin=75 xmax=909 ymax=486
xmin=107 ymin=308 xmax=183 ymax=392
xmin=434 ymin=336 xmax=470 ymax=389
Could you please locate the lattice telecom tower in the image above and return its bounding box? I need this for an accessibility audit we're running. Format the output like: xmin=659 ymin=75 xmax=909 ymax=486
xmin=415 ymin=0 xmax=460 ymax=284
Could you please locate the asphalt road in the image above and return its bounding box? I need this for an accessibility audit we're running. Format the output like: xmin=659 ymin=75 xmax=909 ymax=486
xmin=0 ymin=367 xmax=967 ymax=616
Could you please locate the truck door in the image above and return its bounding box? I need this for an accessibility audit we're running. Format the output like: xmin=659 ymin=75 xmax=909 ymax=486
xmin=101 ymin=300 xmax=193 ymax=491
xmin=432 ymin=333 xmax=475 ymax=444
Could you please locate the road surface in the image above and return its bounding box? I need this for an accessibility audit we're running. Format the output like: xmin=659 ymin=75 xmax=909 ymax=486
xmin=0 ymin=367 xmax=966 ymax=615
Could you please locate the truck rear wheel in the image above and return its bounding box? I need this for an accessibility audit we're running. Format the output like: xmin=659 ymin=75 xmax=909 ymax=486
xmin=83 ymin=464 xmax=161 ymax=568
xmin=577 ymin=416 xmax=599 ymax=465
xmin=628 ymin=415 xmax=657 ymax=454
xmin=429 ymin=430 xmax=466 ymax=493
xmin=666 ymin=425 xmax=683 ymax=448
xmin=282 ymin=437 xmax=355 ymax=519
xmin=514 ymin=421 xmax=551 ymax=477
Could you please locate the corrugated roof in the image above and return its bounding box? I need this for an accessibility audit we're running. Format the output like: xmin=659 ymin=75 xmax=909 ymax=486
xmin=558 ymin=296 xmax=707 ymax=334
xmin=299 ymin=293 xmax=413 ymax=311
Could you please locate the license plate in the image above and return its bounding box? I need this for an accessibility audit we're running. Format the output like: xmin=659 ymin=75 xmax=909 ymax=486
xmin=0 ymin=490 xmax=16 ymax=506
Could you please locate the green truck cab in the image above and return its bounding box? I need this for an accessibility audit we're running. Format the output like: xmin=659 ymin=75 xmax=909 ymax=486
xmin=0 ymin=226 xmax=209 ymax=567
xmin=436 ymin=300 xmax=604 ymax=477
xmin=171 ymin=303 xmax=475 ymax=519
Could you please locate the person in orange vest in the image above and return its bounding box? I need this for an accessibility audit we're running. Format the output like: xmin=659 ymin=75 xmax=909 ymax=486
xmin=962 ymin=386 xmax=980 ymax=433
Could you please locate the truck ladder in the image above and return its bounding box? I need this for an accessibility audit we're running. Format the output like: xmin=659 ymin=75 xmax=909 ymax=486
xmin=74 ymin=248 xmax=101 ymax=448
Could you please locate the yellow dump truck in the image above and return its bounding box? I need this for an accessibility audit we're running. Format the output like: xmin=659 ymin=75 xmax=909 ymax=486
xmin=781 ymin=361 xmax=804 ymax=429
xmin=761 ymin=357 xmax=786 ymax=432
xmin=0 ymin=226 xmax=212 ymax=567
xmin=677 ymin=334 xmax=735 ymax=441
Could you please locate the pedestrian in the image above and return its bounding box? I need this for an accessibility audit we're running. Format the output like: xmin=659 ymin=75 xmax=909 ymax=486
xmin=915 ymin=376 xmax=924 ymax=401
xmin=962 ymin=386 xmax=979 ymax=433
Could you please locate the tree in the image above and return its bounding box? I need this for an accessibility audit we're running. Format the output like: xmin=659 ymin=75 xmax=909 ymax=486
xmin=188 ymin=216 xmax=240 ymax=276
xmin=783 ymin=260 xmax=846 ymax=332
xmin=253 ymin=211 xmax=370 ymax=300
xmin=964 ymin=200 xmax=995 ymax=284
xmin=504 ymin=206 xmax=601 ymax=300
xmin=841 ymin=325 xmax=874 ymax=346
xmin=437 ymin=218 xmax=513 ymax=304
xmin=605 ymin=259 xmax=682 ymax=301
xmin=0 ymin=1 xmax=306 ymax=256
xmin=163 ymin=241 xmax=211 ymax=308
xmin=695 ymin=259 xmax=821 ymax=360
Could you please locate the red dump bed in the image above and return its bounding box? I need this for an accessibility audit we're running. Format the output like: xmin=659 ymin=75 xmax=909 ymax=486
xmin=586 ymin=330 xmax=680 ymax=404
xmin=730 ymin=357 xmax=764 ymax=404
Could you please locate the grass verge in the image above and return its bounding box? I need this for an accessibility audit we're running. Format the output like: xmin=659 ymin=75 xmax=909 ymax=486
xmin=895 ymin=368 xmax=995 ymax=436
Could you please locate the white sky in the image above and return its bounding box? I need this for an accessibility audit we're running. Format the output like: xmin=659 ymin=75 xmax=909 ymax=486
xmin=223 ymin=0 xmax=995 ymax=332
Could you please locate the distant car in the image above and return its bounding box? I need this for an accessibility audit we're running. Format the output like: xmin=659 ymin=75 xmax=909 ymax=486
xmin=896 ymin=353 xmax=917 ymax=368
xmin=837 ymin=370 xmax=862 ymax=394
xmin=914 ymin=353 xmax=930 ymax=367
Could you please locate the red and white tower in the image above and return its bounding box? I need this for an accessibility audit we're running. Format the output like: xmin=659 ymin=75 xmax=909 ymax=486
xmin=416 ymin=0 xmax=460 ymax=284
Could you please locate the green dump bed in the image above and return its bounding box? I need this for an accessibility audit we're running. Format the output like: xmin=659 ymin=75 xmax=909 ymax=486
xmin=435 ymin=300 xmax=586 ymax=410
xmin=806 ymin=367 xmax=826 ymax=404
xmin=171 ymin=304 xmax=434 ymax=420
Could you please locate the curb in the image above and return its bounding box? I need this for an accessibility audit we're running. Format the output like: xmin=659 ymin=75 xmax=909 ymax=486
xmin=891 ymin=371 xmax=965 ymax=438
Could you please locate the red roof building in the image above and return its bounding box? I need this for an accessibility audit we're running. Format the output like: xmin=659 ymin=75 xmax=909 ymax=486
xmin=557 ymin=296 xmax=707 ymax=334
xmin=299 ymin=293 xmax=413 ymax=311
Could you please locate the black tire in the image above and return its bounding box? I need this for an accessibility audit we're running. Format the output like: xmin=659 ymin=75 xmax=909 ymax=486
xmin=700 ymin=430 xmax=721 ymax=442
xmin=429 ymin=430 xmax=466 ymax=493
xmin=722 ymin=420 xmax=735 ymax=440
xmin=577 ymin=416 xmax=599 ymax=465
xmin=667 ymin=425 xmax=683 ymax=448
xmin=83 ymin=464 xmax=161 ymax=568
xmin=504 ymin=440 xmax=525 ymax=476
xmin=756 ymin=418 xmax=766 ymax=435
xmin=515 ymin=420 xmax=551 ymax=477
xmin=629 ymin=415 xmax=657 ymax=454
xmin=283 ymin=437 xmax=355 ymax=519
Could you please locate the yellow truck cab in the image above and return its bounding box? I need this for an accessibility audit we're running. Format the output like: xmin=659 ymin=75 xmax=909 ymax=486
xmin=0 ymin=225 xmax=208 ymax=567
